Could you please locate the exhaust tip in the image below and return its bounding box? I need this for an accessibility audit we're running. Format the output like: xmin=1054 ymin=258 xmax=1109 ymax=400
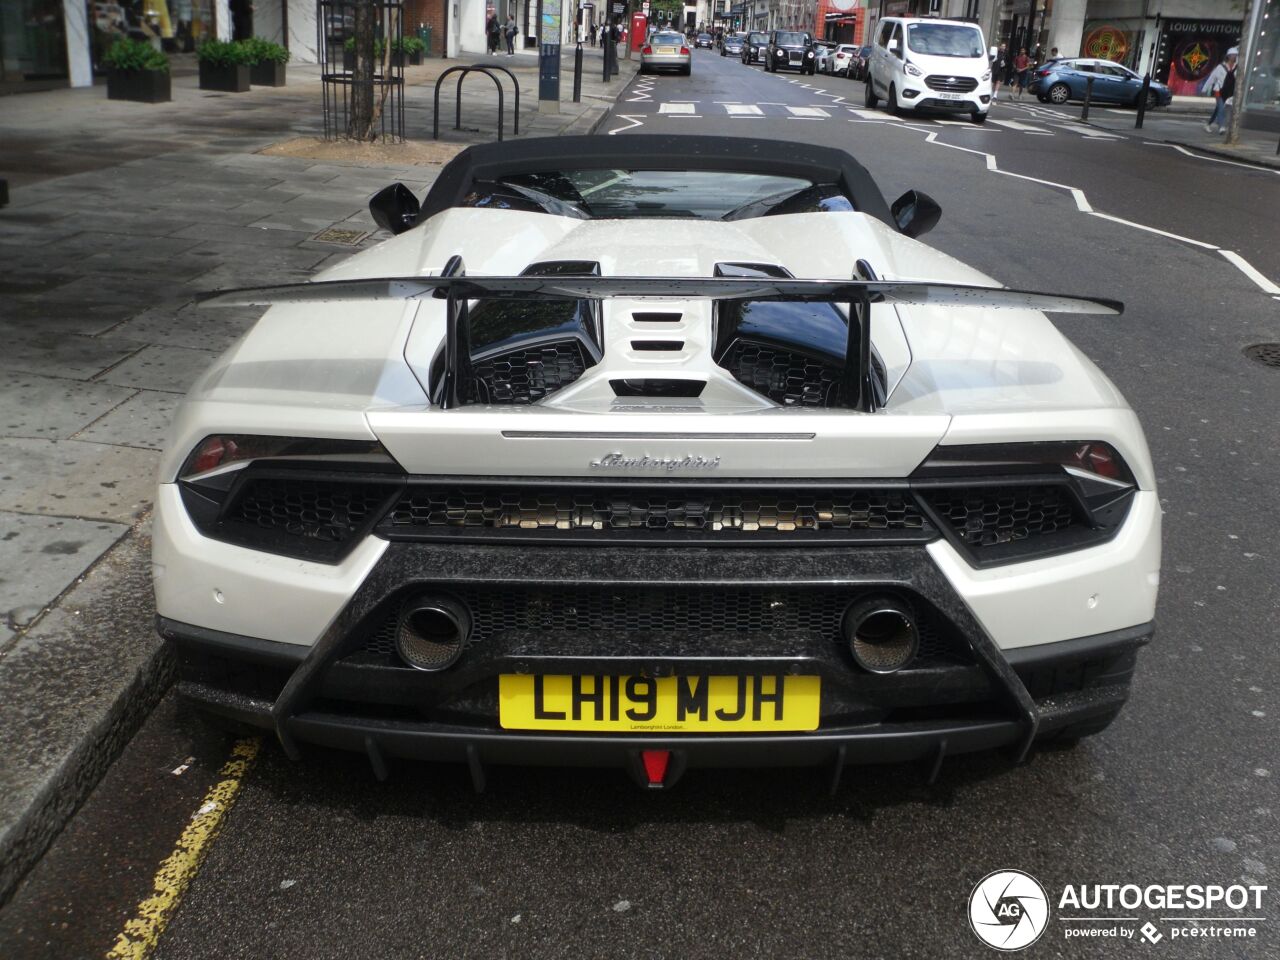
xmin=395 ymin=596 xmax=471 ymax=671
xmin=844 ymin=598 xmax=918 ymax=674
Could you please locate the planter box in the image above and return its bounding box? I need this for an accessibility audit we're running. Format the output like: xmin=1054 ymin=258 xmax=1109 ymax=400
xmin=107 ymin=68 xmax=171 ymax=103
xmin=390 ymin=50 xmax=423 ymax=67
xmin=198 ymin=61 xmax=250 ymax=92
xmin=250 ymin=61 xmax=287 ymax=86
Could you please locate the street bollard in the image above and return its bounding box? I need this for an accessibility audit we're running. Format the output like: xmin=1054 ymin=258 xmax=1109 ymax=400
xmin=602 ymin=36 xmax=610 ymax=81
xmin=574 ymin=41 xmax=583 ymax=102
xmin=1081 ymin=76 xmax=1094 ymax=121
xmin=1135 ymin=74 xmax=1150 ymax=129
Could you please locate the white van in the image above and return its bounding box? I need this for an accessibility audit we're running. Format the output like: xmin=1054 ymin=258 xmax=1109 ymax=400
xmin=866 ymin=17 xmax=992 ymax=123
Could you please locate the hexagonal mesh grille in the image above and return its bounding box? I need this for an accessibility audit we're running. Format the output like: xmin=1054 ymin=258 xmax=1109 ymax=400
xmin=352 ymin=587 xmax=966 ymax=668
xmin=229 ymin=478 xmax=390 ymax=543
xmin=922 ymin=485 xmax=1078 ymax=548
xmin=466 ymin=340 xmax=589 ymax=404
xmin=719 ymin=341 xmax=848 ymax=407
xmin=383 ymin=486 xmax=926 ymax=536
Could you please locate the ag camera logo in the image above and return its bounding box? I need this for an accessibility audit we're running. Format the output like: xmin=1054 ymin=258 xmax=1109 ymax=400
xmin=969 ymin=869 xmax=1050 ymax=951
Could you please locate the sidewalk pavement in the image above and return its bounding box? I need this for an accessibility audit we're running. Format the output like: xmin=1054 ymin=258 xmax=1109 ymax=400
xmin=0 ymin=49 xmax=636 ymax=906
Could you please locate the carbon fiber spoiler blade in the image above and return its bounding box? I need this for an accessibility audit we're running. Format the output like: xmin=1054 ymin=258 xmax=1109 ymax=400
xmin=196 ymin=276 xmax=1123 ymax=316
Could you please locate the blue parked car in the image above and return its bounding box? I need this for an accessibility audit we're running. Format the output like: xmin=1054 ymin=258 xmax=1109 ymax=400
xmin=1030 ymin=58 xmax=1172 ymax=109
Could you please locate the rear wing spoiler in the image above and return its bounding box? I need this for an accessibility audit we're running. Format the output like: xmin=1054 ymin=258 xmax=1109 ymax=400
xmin=197 ymin=266 xmax=1122 ymax=412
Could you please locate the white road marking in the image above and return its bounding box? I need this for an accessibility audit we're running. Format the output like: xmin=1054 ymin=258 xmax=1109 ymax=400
xmin=1146 ymin=142 xmax=1280 ymax=174
xmin=725 ymin=104 xmax=764 ymax=115
xmin=1087 ymin=211 xmax=1219 ymax=248
xmin=987 ymin=118 xmax=1045 ymax=131
xmin=607 ymin=114 xmax=646 ymax=135
xmin=659 ymin=102 xmax=696 ymax=114
xmin=849 ymin=108 xmax=901 ymax=121
xmin=1220 ymin=251 xmax=1280 ymax=294
xmin=905 ymin=122 xmax=1279 ymax=292
xmin=787 ymin=106 xmax=829 ymax=117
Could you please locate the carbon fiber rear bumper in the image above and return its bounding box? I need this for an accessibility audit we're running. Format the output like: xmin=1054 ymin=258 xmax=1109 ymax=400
xmin=163 ymin=541 xmax=1151 ymax=788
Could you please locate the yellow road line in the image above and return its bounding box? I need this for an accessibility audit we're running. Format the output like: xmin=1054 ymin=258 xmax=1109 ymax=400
xmin=105 ymin=737 xmax=260 ymax=960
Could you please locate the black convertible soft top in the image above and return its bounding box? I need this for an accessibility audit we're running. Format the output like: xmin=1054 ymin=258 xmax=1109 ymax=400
xmin=418 ymin=135 xmax=896 ymax=226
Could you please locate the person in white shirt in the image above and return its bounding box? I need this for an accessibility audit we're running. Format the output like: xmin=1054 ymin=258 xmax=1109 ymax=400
xmin=1203 ymin=48 xmax=1237 ymax=133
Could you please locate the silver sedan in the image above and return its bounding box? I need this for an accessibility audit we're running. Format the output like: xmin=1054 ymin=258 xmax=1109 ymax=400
xmin=640 ymin=32 xmax=691 ymax=76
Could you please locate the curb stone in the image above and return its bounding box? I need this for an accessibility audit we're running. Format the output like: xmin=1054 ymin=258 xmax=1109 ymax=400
xmin=0 ymin=523 xmax=174 ymax=907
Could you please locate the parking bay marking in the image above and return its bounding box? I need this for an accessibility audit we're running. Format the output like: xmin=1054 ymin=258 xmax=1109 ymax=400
xmin=106 ymin=738 xmax=260 ymax=960
xmin=725 ymin=104 xmax=764 ymax=116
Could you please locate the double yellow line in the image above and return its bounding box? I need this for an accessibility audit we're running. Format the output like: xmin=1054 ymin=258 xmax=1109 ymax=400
xmin=106 ymin=738 xmax=260 ymax=960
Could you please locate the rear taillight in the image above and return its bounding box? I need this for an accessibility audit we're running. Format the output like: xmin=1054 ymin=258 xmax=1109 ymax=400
xmin=914 ymin=441 xmax=1135 ymax=484
xmin=178 ymin=434 xmax=397 ymax=481
xmin=680 ymin=46 xmax=690 ymax=55
xmin=1037 ymin=67 xmax=1050 ymax=76
xmin=642 ymin=45 xmax=652 ymax=54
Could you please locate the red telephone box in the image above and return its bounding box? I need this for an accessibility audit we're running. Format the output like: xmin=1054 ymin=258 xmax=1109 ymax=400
xmin=631 ymin=12 xmax=647 ymax=52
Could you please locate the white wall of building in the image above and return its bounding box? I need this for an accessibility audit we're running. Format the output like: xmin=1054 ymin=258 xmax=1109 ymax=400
xmin=62 ymin=0 xmax=91 ymax=87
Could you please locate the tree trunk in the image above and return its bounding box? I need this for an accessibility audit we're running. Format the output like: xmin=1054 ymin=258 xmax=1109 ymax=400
xmin=349 ymin=0 xmax=377 ymax=140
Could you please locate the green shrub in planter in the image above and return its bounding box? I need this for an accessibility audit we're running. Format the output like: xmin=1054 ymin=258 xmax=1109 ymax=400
xmin=390 ymin=36 xmax=426 ymax=66
xmin=242 ymin=37 xmax=289 ymax=86
xmin=197 ymin=39 xmax=251 ymax=92
xmin=342 ymin=36 xmax=386 ymax=70
xmin=103 ymin=38 xmax=171 ymax=102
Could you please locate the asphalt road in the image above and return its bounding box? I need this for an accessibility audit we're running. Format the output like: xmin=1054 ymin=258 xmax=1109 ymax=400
xmin=2 ymin=49 xmax=1277 ymax=960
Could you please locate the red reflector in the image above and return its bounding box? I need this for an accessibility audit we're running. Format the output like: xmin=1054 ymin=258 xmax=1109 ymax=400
xmin=641 ymin=750 xmax=670 ymax=785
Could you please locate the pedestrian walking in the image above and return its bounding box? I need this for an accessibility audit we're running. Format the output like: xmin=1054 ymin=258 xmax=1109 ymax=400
xmin=991 ymin=43 xmax=1008 ymax=100
xmin=1014 ymin=47 xmax=1030 ymax=98
xmin=504 ymin=14 xmax=517 ymax=54
xmin=589 ymin=19 xmax=596 ymax=46
xmin=1203 ymin=47 xmax=1237 ymax=133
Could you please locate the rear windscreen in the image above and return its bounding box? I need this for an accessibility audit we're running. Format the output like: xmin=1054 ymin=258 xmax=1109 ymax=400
xmin=462 ymin=170 xmax=855 ymax=221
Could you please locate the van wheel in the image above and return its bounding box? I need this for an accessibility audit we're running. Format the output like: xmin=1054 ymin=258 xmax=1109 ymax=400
xmin=864 ymin=79 xmax=878 ymax=108
xmin=970 ymin=109 xmax=987 ymax=124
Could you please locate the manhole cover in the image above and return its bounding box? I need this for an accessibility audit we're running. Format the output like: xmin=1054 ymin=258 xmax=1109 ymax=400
xmin=1243 ymin=343 xmax=1280 ymax=368
xmin=311 ymin=226 xmax=369 ymax=246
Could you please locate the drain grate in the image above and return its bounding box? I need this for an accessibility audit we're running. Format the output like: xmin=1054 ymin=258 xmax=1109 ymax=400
xmin=1243 ymin=343 xmax=1280 ymax=368
xmin=310 ymin=226 xmax=369 ymax=246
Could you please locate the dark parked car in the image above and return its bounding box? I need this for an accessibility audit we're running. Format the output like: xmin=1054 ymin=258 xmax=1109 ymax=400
xmin=765 ymin=29 xmax=815 ymax=74
xmin=1030 ymin=58 xmax=1172 ymax=108
xmin=849 ymin=44 xmax=873 ymax=80
xmin=741 ymin=30 xmax=769 ymax=64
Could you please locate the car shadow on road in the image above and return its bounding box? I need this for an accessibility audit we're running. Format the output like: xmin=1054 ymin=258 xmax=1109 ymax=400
xmin=218 ymin=706 xmax=1095 ymax=835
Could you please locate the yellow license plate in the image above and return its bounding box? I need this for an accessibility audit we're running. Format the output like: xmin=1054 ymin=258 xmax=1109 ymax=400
xmin=499 ymin=674 xmax=820 ymax=733
xmin=657 ymin=46 xmax=677 ymax=54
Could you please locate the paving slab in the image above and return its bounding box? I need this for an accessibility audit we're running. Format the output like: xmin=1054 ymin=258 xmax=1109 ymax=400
xmin=106 ymin=304 xmax=264 ymax=353
xmin=0 ymin=330 xmax=147 ymax=381
xmin=0 ymin=374 xmax=135 ymax=439
xmin=97 ymin=344 xmax=219 ymax=394
xmin=0 ymin=511 xmax=130 ymax=630
xmin=0 ymin=439 xmax=159 ymax=523
xmin=74 ymin=391 xmax=183 ymax=451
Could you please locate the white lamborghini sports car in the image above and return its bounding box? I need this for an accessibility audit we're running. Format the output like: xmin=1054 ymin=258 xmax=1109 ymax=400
xmin=155 ymin=136 xmax=1160 ymax=790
